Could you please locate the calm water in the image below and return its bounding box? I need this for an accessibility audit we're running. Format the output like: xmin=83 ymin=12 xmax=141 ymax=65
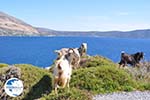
xmin=0 ymin=36 xmax=150 ymax=67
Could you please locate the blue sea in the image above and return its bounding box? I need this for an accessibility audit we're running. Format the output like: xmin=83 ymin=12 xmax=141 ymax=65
xmin=0 ymin=36 xmax=150 ymax=67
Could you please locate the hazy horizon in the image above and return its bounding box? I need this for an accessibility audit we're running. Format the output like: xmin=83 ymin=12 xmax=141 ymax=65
xmin=0 ymin=0 xmax=150 ymax=31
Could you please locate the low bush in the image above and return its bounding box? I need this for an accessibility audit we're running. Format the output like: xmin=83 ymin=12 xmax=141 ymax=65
xmin=0 ymin=64 xmax=53 ymax=100
xmin=0 ymin=63 xmax=9 ymax=68
xmin=81 ymin=55 xmax=115 ymax=68
xmin=125 ymin=62 xmax=150 ymax=91
xmin=71 ymin=65 xmax=137 ymax=94
xmin=41 ymin=88 xmax=92 ymax=100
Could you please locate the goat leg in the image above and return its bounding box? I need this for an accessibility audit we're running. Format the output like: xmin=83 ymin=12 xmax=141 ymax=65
xmin=54 ymin=78 xmax=59 ymax=94
xmin=61 ymin=77 xmax=67 ymax=88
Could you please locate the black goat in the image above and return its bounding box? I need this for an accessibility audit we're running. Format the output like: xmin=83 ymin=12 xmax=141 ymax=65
xmin=119 ymin=52 xmax=144 ymax=67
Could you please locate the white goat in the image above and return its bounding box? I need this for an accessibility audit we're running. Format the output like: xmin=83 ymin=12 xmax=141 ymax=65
xmin=54 ymin=43 xmax=87 ymax=69
xmin=53 ymin=49 xmax=74 ymax=94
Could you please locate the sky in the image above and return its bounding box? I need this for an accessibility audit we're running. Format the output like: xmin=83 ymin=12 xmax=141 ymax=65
xmin=0 ymin=0 xmax=150 ymax=31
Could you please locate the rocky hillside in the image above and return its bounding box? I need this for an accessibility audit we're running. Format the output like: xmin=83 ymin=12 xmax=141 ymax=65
xmin=0 ymin=12 xmax=40 ymax=36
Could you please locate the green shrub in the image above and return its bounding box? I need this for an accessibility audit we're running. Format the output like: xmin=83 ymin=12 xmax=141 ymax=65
xmin=71 ymin=65 xmax=137 ymax=94
xmin=125 ymin=62 xmax=150 ymax=90
xmin=0 ymin=63 xmax=9 ymax=68
xmin=8 ymin=64 xmax=53 ymax=100
xmin=82 ymin=56 xmax=115 ymax=68
xmin=41 ymin=88 xmax=92 ymax=100
xmin=138 ymin=83 xmax=150 ymax=90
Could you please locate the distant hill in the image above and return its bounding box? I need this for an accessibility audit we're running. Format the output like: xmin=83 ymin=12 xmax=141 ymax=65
xmin=36 ymin=27 xmax=57 ymax=36
xmin=37 ymin=28 xmax=150 ymax=38
xmin=0 ymin=11 xmax=39 ymax=36
xmin=0 ymin=11 xmax=150 ymax=38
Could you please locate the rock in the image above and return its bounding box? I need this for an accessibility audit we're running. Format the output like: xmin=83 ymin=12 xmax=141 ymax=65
xmin=0 ymin=65 xmax=21 ymax=99
xmin=5 ymin=65 xmax=21 ymax=79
